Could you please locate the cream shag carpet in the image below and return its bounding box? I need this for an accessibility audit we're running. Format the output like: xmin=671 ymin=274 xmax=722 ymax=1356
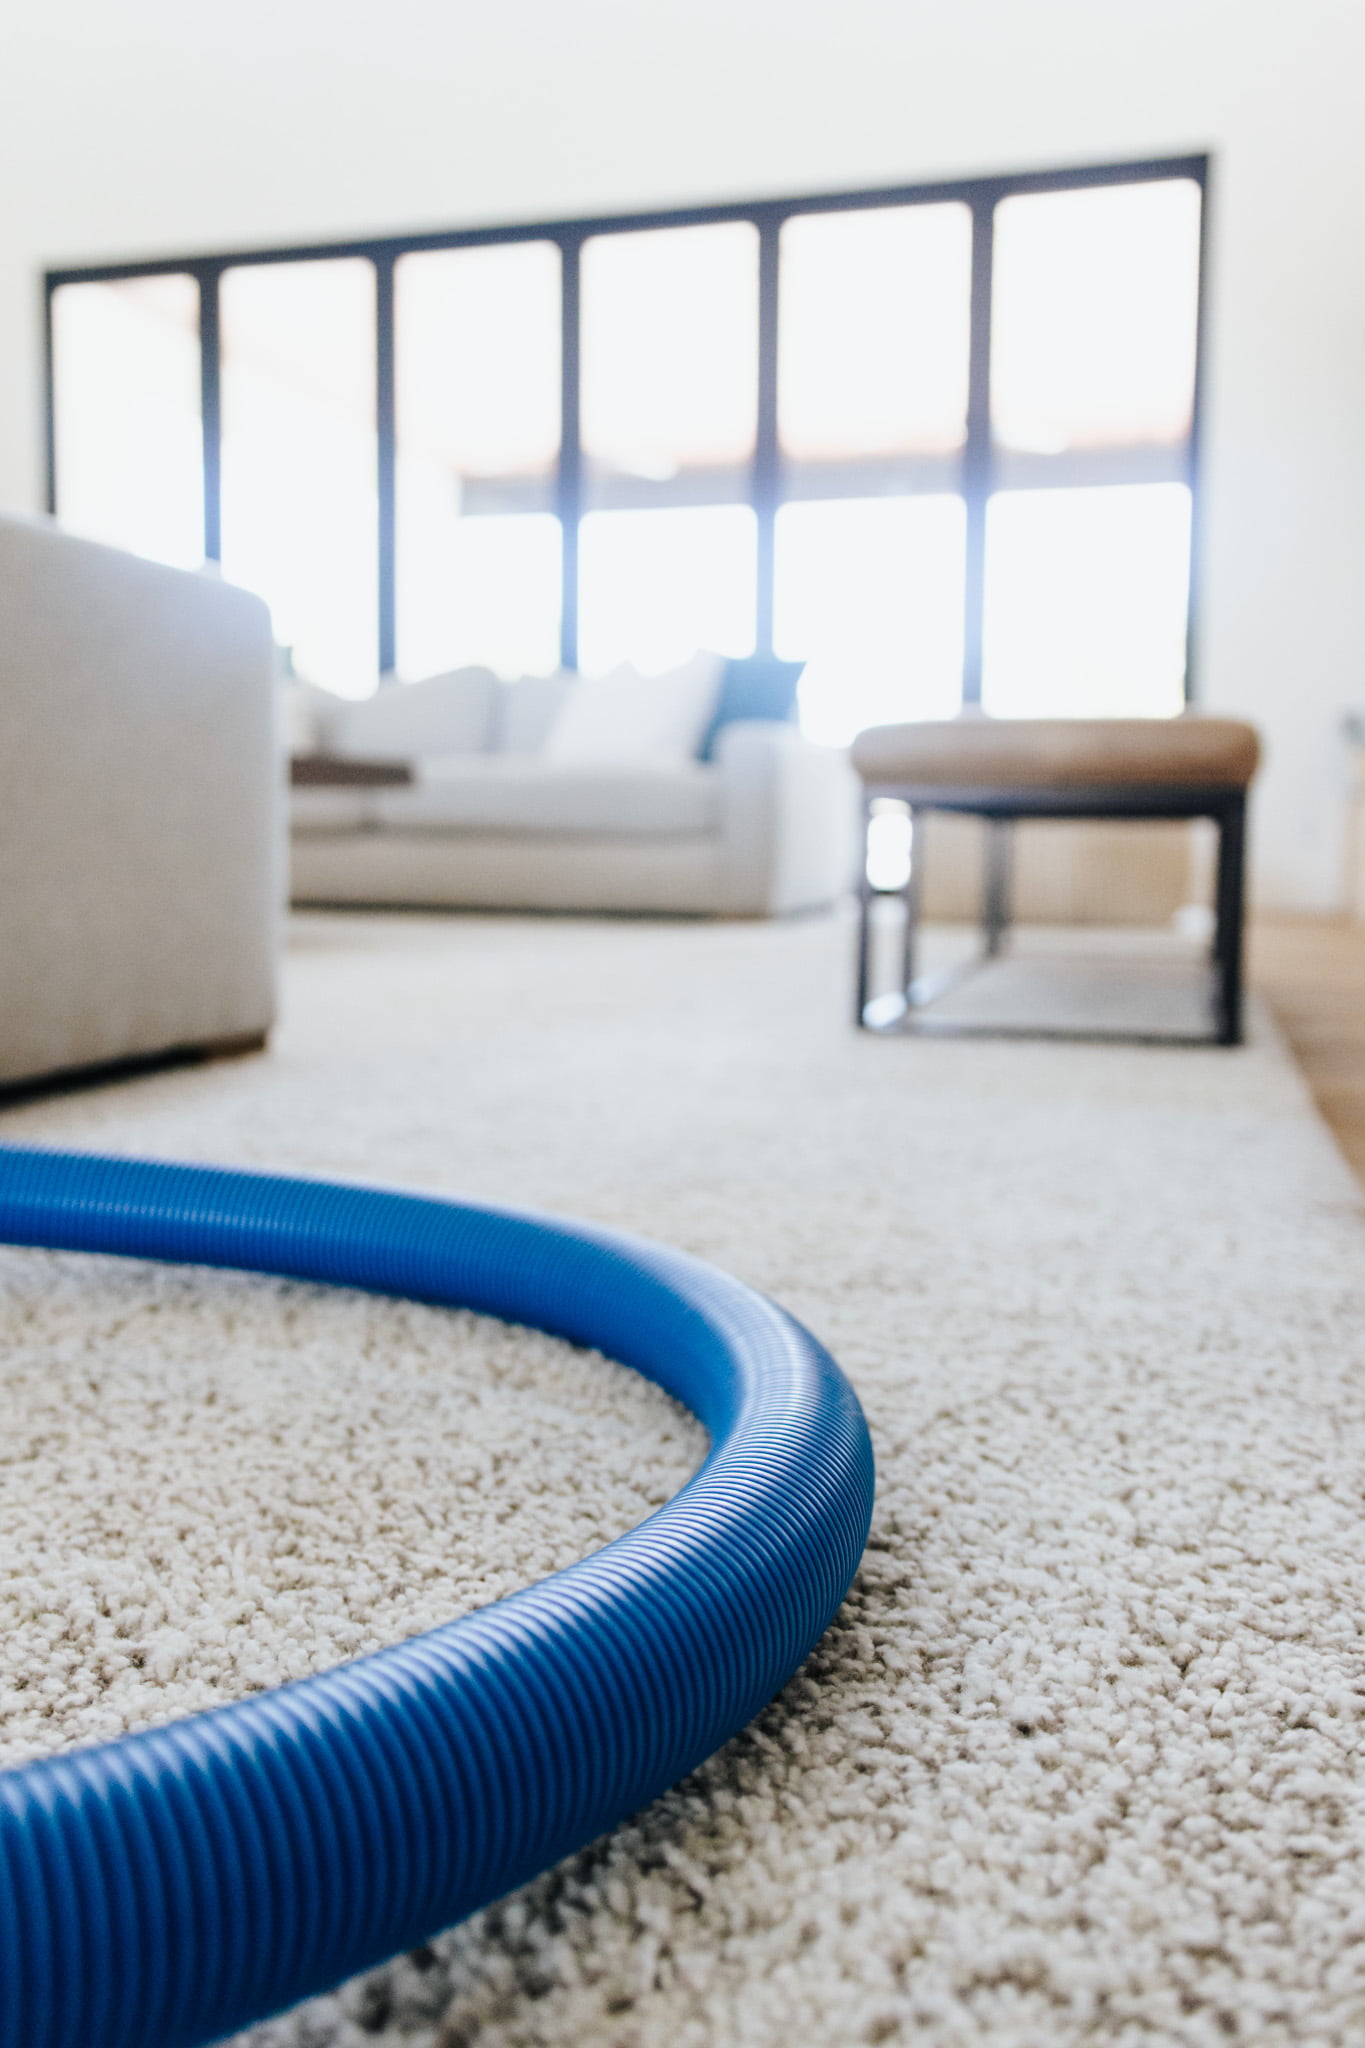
xmin=3 ymin=911 xmax=1365 ymax=2048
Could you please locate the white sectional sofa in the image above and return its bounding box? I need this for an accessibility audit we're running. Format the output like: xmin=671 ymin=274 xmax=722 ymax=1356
xmin=289 ymin=658 xmax=858 ymax=917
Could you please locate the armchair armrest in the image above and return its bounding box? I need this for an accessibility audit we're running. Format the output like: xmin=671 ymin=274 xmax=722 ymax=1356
xmin=712 ymin=720 xmax=860 ymax=915
xmin=0 ymin=517 xmax=279 ymax=1084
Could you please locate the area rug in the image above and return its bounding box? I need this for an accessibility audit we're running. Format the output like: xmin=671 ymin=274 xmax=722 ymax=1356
xmin=3 ymin=910 xmax=1364 ymax=2048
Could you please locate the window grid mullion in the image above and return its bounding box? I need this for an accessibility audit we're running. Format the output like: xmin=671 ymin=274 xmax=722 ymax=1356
xmin=753 ymin=216 xmax=782 ymax=660
xmin=198 ymin=265 xmax=223 ymax=565
xmin=43 ymin=284 xmax=58 ymax=518
xmin=375 ymin=252 xmax=397 ymax=677
xmin=960 ymin=194 xmax=996 ymax=708
xmin=1184 ymin=170 xmax=1211 ymax=706
xmin=558 ymin=235 xmax=582 ymax=671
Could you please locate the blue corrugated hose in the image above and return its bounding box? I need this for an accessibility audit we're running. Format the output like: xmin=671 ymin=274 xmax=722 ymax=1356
xmin=0 ymin=1146 xmax=874 ymax=2048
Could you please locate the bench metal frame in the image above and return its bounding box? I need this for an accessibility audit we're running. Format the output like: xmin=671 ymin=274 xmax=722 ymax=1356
xmin=855 ymin=782 xmax=1248 ymax=1047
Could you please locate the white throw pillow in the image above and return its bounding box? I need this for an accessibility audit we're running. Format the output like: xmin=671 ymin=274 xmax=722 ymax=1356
xmin=542 ymin=651 xmax=724 ymax=765
xmin=494 ymin=669 xmax=577 ymax=755
xmin=281 ymin=679 xmax=347 ymax=755
xmin=329 ymin=667 xmax=498 ymax=760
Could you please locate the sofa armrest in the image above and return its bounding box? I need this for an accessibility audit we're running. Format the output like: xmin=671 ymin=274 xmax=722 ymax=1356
xmin=712 ymin=720 xmax=860 ymax=914
xmin=0 ymin=517 xmax=280 ymax=1083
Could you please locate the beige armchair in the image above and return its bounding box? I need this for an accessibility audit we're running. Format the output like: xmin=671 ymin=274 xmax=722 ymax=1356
xmin=0 ymin=515 xmax=279 ymax=1090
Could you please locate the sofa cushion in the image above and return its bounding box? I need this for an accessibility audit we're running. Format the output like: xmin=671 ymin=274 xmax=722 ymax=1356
xmin=493 ymin=669 xmax=577 ymax=755
xmin=698 ymin=656 xmax=805 ymax=761
xmin=374 ymin=757 xmax=721 ymax=836
xmin=541 ymin=651 xmax=724 ymax=765
xmin=328 ymin=667 xmax=498 ymax=760
xmin=290 ymin=786 xmax=381 ymax=834
xmin=281 ymin=679 xmax=345 ymax=755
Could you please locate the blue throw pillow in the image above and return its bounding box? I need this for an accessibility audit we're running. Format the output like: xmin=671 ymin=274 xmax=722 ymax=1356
xmin=698 ymin=657 xmax=806 ymax=761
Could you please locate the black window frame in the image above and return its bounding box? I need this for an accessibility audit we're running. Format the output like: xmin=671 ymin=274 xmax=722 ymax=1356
xmin=44 ymin=151 xmax=1209 ymax=704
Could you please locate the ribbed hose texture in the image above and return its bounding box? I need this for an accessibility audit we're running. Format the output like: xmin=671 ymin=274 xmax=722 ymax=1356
xmin=0 ymin=1147 xmax=874 ymax=2048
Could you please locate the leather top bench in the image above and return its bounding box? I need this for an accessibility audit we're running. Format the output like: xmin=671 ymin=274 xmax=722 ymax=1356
xmin=850 ymin=713 xmax=1261 ymax=1045
xmin=851 ymin=715 xmax=1260 ymax=794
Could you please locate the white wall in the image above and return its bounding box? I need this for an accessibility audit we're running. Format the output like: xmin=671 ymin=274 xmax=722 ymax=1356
xmin=3 ymin=0 xmax=1362 ymax=907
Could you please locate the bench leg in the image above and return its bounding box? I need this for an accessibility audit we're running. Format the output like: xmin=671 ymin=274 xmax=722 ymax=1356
xmin=855 ymin=796 xmax=873 ymax=1028
xmin=982 ymin=817 xmax=1014 ymax=958
xmin=900 ymin=806 xmax=923 ymax=1004
xmin=1213 ymin=792 xmax=1247 ymax=1046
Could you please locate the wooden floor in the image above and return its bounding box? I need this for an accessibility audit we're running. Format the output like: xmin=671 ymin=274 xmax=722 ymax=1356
xmin=1250 ymin=914 xmax=1365 ymax=1188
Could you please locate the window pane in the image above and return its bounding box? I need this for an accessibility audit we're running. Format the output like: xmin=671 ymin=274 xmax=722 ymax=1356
xmin=581 ymin=225 xmax=758 ymax=500
xmin=774 ymin=497 xmax=965 ymax=746
xmin=220 ymin=259 xmax=377 ymax=695
xmin=52 ymin=276 xmax=203 ymax=568
xmin=397 ymin=242 xmax=560 ymax=480
xmin=778 ymin=203 xmax=971 ymax=463
xmin=395 ymin=243 xmax=561 ymax=678
xmin=578 ymin=506 xmax=756 ymax=675
xmin=991 ymin=180 xmax=1201 ymax=453
xmin=395 ymin=500 xmax=561 ymax=679
xmin=981 ymin=483 xmax=1191 ymax=717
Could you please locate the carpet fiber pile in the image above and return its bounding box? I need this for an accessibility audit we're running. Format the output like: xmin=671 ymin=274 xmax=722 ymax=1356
xmin=3 ymin=911 xmax=1364 ymax=2047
